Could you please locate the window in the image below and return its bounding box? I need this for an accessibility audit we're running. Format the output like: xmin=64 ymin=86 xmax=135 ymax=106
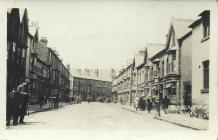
xmin=167 ymin=58 xmax=170 ymax=73
xmin=203 ymin=60 xmax=209 ymax=89
xmin=162 ymin=61 xmax=164 ymax=77
xmin=202 ymin=14 xmax=210 ymax=38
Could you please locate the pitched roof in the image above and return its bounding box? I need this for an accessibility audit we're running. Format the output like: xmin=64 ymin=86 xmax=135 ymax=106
xmin=35 ymin=41 xmax=49 ymax=63
xmin=146 ymin=43 xmax=165 ymax=59
xmin=135 ymin=50 xmax=144 ymax=68
xmin=19 ymin=9 xmax=26 ymax=23
xmin=29 ymin=22 xmax=38 ymax=36
xmin=170 ymin=18 xmax=194 ymax=39
xmin=7 ymin=9 xmax=12 ymax=14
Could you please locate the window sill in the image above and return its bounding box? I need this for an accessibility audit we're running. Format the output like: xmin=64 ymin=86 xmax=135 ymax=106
xmin=201 ymin=36 xmax=209 ymax=43
xmin=201 ymin=88 xmax=209 ymax=94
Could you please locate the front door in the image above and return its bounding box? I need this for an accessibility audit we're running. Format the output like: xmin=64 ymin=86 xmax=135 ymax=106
xmin=184 ymin=83 xmax=192 ymax=106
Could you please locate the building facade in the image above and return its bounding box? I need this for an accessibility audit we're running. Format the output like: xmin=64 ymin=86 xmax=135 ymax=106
xmin=179 ymin=30 xmax=192 ymax=106
xmin=47 ymin=47 xmax=70 ymax=101
xmin=72 ymin=76 xmax=112 ymax=102
xmin=112 ymin=11 xmax=209 ymax=107
xmin=189 ymin=10 xmax=210 ymax=106
xmin=7 ymin=8 xmax=29 ymax=93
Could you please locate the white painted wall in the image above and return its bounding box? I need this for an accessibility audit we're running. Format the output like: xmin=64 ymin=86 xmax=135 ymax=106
xmin=192 ymin=23 xmax=209 ymax=106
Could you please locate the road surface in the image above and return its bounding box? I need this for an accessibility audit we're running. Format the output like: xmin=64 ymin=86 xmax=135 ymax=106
xmin=7 ymin=102 xmax=194 ymax=130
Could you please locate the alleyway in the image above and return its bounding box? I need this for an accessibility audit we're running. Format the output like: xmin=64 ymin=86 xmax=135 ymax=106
xmin=8 ymin=102 xmax=193 ymax=130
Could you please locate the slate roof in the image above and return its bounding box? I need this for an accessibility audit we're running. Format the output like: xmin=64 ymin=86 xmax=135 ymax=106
xmin=35 ymin=41 xmax=49 ymax=63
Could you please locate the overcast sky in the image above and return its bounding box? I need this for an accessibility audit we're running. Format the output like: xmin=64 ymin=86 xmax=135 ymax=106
xmin=9 ymin=1 xmax=213 ymax=70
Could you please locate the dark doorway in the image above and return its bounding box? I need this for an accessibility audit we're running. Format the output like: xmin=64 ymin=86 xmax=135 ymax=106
xmin=183 ymin=83 xmax=192 ymax=106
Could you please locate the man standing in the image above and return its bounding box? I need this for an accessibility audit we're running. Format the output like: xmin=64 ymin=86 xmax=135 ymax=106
xmin=162 ymin=95 xmax=170 ymax=114
xmin=16 ymin=79 xmax=31 ymax=124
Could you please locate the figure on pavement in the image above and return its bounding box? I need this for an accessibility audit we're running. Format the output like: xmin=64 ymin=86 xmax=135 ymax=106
xmin=154 ymin=98 xmax=161 ymax=117
xmin=16 ymin=79 xmax=31 ymax=124
xmin=146 ymin=96 xmax=153 ymax=114
xmin=162 ymin=95 xmax=170 ymax=114
xmin=134 ymin=95 xmax=139 ymax=111
xmin=6 ymin=88 xmax=22 ymax=126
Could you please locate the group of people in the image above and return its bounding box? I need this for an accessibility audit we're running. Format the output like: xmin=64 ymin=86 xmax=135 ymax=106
xmin=6 ymin=79 xmax=31 ymax=126
xmin=134 ymin=95 xmax=170 ymax=117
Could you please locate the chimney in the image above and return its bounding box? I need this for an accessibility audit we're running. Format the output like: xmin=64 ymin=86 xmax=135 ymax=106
xmin=40 ymin=37 xmax=48 ymax=45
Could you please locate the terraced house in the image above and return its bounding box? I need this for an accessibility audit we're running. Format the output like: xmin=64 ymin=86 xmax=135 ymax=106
xmin=112 ymin=10 xmax=209 ymax=107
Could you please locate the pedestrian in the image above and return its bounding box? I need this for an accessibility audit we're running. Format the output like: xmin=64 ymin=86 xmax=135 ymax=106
xmin=16 ymin=79 xmax=31 ymax=124
xmin=162 ymin=95 xmax=170 ymax=114
xmin=134 ymin=96 xmax=139 ymax=111
xmin=154 ymin=98 xmax=161 ymax=117
xmin=6 ymin=88 xmax=21 ymax=125
xmin=146 ymin=97 xmax=153 ymax=114
xmin=55 ymin=93 xmax=59 ymax=108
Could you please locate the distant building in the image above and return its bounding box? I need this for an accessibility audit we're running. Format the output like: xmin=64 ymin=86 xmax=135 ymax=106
xmin=71 ymin=71 xmax=112 ymax=101
xmin=47 ymin=47 xmax=70 ymax=101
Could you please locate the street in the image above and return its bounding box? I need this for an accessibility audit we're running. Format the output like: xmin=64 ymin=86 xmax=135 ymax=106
xmin=8 ymin=102 xmax=193 ymax=130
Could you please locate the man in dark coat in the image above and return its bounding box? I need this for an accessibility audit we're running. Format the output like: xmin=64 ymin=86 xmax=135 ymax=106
xmin=16 ymin=79 xmax=31 ymax=124
xmin=154 ymin=98 xmax=161 ymax=117
xmin=6 ymin=89 xmax=21 ymax=125
xmin=146 ymin=97 xmax=153 ymax=114
xmin=162 ymin=95 xmax=170 ymax=114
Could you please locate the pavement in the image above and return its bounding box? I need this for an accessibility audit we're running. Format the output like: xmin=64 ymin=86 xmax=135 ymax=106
xmin=112 ymin=103 xmax=208 ymax=130
xmin=28 ymin=101 xmax=74 ymax=114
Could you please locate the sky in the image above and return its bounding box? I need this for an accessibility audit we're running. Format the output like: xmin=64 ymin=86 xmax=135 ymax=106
xmin=9 ymin=1 xmax=214 ymax=70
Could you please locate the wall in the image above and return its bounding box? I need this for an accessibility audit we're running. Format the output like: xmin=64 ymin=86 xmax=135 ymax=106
xmin=180 ymin=33 xmax=192 ymax=105
xmin=192 ymin=24 xmax=209 ymax=106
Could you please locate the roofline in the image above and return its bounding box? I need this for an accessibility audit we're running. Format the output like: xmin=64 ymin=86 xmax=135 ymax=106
xmin=72 ymin=76 xmax=112 ymax=83
xmin=137 ymin=63 xmax=145 ymax=70
xmin=179 ymin=30 xmax=192 ymax=42
xmin=116 ymin=63 xmax=133 ymax=78
xmin=199 ymin=10 xmax=210 ymax=16
xmin=189 ymin=18 xmax=201 ymax=28
xmin=47 ymin=47 xmax=70 ymax=73
xmin=149 ymin=49 xmax=166 ymax=61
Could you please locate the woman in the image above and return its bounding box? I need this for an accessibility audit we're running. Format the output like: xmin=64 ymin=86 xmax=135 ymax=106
xmin=134 ymin=96 xmax=139 ymax=111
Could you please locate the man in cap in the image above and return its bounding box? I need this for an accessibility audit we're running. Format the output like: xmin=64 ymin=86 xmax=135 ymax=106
xmin=16 ymin=78 xmax=31 ymax=124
